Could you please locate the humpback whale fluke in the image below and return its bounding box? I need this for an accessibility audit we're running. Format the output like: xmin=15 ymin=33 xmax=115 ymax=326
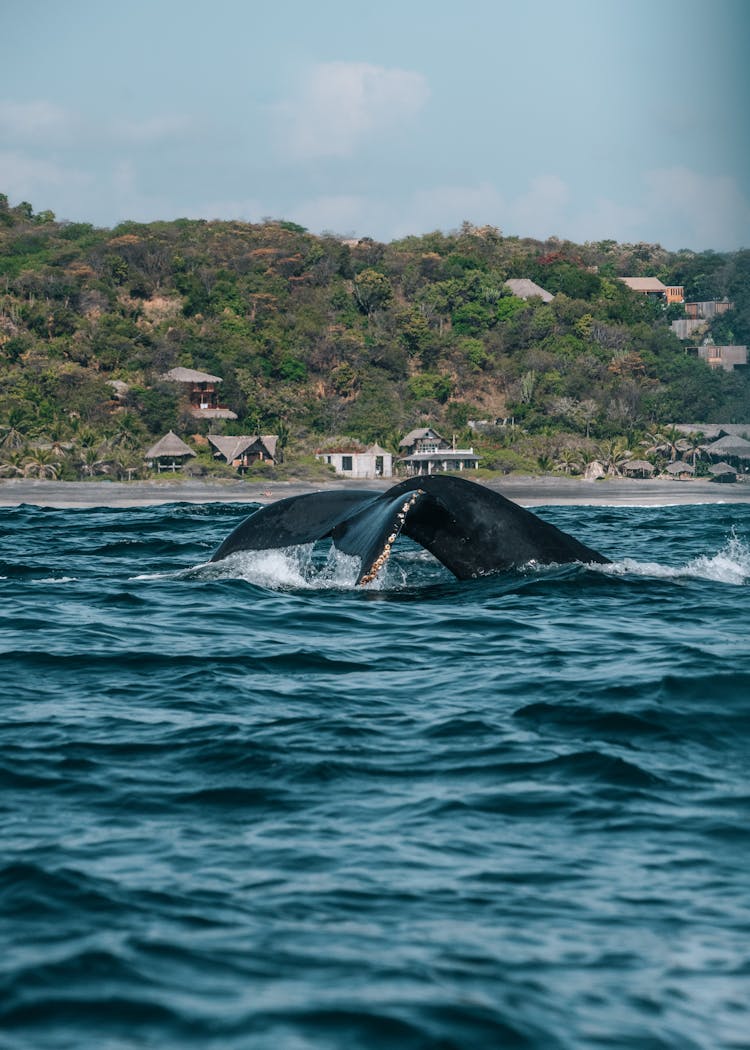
xmin=211 ymin=475 xmax=610 ymax=583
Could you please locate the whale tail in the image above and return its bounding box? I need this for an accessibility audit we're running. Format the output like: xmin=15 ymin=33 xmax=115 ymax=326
xmin=211 ymin=475 xmax=610 ymax=583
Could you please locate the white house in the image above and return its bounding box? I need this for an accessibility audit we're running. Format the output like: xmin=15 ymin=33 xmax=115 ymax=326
xmin=400 ymin=449 xmax=480 ymax=475
xmin=316 ymin=443 xmax=393 ymax=479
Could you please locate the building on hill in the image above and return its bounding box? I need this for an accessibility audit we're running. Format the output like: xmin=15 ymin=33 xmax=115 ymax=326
xmin=685 ymin=299 xmax=733 ymax=320
xmin=163 ymin=367 xmax=238 ymax=420
xmin=619 ymin=277 xmax=684 ymax=304
xmin=315 ymin=444 xmax=392 ymax=479
xmin=208 ymin=434 xmax=280 ymax=470
xmin=144 ymin=431 xmax=196 ymax=472
xmin=504 ymin=278 xmax=554 ymax=303
xmin=687 ymin=344 xmax=747 ymax=372
xmin=670 ymin=318 xmax=707 ymax=340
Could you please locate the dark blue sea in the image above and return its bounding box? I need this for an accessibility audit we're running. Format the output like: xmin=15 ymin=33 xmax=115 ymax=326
xmin=1 ymin=498 xmax=749 ymax=1050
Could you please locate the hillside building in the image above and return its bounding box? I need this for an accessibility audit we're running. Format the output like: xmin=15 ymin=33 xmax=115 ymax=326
xmin=163 ymin=367 xmax=238 ymax=420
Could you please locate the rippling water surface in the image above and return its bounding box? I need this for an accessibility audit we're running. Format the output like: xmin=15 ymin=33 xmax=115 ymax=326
xmin=1 ymin=498 xmax=749 ymax=1049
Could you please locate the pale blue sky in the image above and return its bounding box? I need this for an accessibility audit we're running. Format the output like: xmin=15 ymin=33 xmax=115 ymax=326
xmin=2 ymin=0 xmax=748 ymax=249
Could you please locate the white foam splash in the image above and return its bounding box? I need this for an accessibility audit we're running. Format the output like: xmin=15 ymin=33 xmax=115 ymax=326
xmin=595 ymin=531 xmax=750 ymax=586
xmin=31 ymin=576 xmax=79 ymax=584
xmin=140 ymin=544 xmax=401 ymax=591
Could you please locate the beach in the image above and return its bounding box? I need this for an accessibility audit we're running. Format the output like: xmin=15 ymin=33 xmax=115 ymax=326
xmin=1 ymin=474 xmax=749 ymax=508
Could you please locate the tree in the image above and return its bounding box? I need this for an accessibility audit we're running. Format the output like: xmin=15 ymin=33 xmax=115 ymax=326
xmin=352 ymin=269 xmax=392 ymax=315
xmin=23 ymin=449 xmax=59 ymax=479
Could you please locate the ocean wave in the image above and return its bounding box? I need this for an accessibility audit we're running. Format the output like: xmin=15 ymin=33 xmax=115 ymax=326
xmin=597 ymin=530 xmax=750 ymax=585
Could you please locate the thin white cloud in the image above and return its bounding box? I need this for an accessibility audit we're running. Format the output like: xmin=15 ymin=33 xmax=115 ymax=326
xmin=0 ymin=149 xmax=92 ymax=197
xmin=0 ymin=100 xmax=75 ymax=143
xmin=276 ymin=61 xmax=429 ymax=159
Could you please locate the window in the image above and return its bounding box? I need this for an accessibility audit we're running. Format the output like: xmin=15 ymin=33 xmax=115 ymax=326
xmin=341 ymin=456 xmax=353 ymax=471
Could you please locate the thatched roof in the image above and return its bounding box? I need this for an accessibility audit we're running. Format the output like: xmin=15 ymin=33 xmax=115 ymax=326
xmin=366 ymin=443 xmax=391 ymax=455
xmin=710 ymin=462 xmax=737 ymax=476
xmin=163 ymin=366 xmax=223 ymax=384
xmin=622 ymin=459 xmax=655 ymax=475
xmin=144 ymin=430 xmax=195 ymax=459
xmin=207 ymin=434 xmax=278 ymax=462
xmin=664 ymin=460 xmax=695 ymax=475
xmin=674 ymin=423 xmax=750 ymax=441
xmin=505 ymin=278 xmax=554 ymax=303
xmin=704 ymin=435 xmax=750 ymax=459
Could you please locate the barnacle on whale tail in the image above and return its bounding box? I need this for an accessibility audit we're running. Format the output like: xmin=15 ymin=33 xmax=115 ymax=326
xmin=359 ymin=490 xmax=423 ymax=585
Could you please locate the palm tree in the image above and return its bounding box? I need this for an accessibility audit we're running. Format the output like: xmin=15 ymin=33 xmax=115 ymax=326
xmin=555 ymin=448 xmax=584 ymax=475
xmin=0 ymin=423 xmax=26 ymax=451
xmin=110 ymin=449 xmax=144 ymax=481
xmin=0 ymin=451 xmax=26 ymax=477
xmin=77 ymin=444 xmax=112 ymax=478
xmin=23 ymin=450 xmax=59 ymax=479
xmin=597 ymin=438 xmax=632 ymax=477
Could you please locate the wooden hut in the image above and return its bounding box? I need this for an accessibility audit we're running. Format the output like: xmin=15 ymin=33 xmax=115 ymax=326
xmin=208 ymin=434 xmax=280 ymax=471
xmin=622 ymin=459 xmax=655 ymax=478
xmin=162 ymin=367 xmax=238 ymax=420
xmin=709 ymin=462 xmax=738 ymax=484
xmin=145 ymin=431 xmax=196 ymax=472
xmin=663 ymin=461 xmax=695 ymax=479
xmin=703 ymin=435 xmax=750 ymax=473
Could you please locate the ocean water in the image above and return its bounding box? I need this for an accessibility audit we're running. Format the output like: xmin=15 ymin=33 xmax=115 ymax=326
xmin=1 ymin=498 xmax=749 ymax=1050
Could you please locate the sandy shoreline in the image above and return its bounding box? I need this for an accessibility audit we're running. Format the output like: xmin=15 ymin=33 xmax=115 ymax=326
xmin=1 ymin=475 xmax=749 ymax=508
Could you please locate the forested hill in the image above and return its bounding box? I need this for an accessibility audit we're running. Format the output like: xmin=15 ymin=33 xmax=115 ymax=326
xmin=1 ymin=193 xmax=749 ymax=478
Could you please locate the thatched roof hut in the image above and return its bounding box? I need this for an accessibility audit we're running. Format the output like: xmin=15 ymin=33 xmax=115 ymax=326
xmin=622 ymin=459 xmax=655 ymax=478
xmin=703 ymin=435 xmax=750 ymax=461
xmin=207 ymin=434 xmax=279 ymax=467
xmin=709 ymin=462 xmax=738 ymax=483
xmin=664 ymin=461 xmax=695 ymax=477
xmin=163 ymin=366 xmax=223 ymax=384
xmin=145 ymin=430 xmax=195 ymax=471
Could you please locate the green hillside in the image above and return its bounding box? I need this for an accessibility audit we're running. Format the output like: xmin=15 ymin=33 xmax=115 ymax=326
xmin=1 ymin=193 xmax=749 ymax=480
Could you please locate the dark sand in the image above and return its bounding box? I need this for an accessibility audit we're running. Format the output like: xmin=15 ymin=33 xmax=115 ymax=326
xmin=1 ymin=475 xmax=749 ymax=508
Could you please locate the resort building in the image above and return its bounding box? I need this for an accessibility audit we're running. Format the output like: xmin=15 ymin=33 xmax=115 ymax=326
xmin=685 ymin=299 xmax=733 ymax=320
xmin=163 ymin=367 xmax=238 ymax=420
xmin=398 ymin=427 xmax=479 ymax=475
xmin=315 ymin=444 xmax=393 ymax=479
xmin=144 ymin=431 xmax=196 ymax=472
xmin=619 ymin=277 xmax=684 ymax=304
xmin=208 ymin=434 xmax=280 ymax=471
xmin=400 ymin=449 xmax=480 ymax=475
